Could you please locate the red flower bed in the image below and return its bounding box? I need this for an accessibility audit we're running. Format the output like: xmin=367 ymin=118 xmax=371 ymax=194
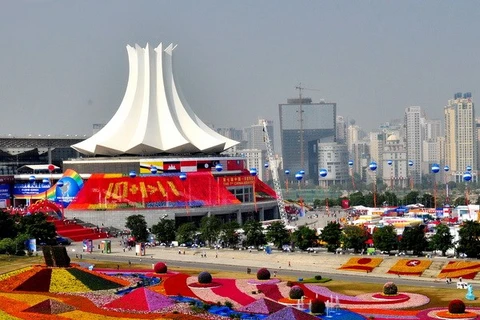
xmin=15 ymin=268 xmax=52 ymax=292
xmin=211 ymin=278 xmax=256 ymax=306
xmin=0 ymin=267 xmax=40 ymax=292
xmin=162 ymin=273 xmax=197 ymax=298
xmin=188 ymin=282 xmax=222 ymax=288
xmin=257 ymin=283 xmax=284 ymax=300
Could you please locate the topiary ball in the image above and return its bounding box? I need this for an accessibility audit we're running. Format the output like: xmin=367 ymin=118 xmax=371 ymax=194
xmin=289 ymin=285 xmax=304 ymax=299
xmin=383 ymin=282 xmax=398 ymax=295
xmin=256 ymin=268 xmax=271 ymax=280
xmin=310 ymin=298 xmax=326 ymax=314
xmin=198 ymin=271 xmax=212 ymax=284
xmin=314 ymin=275 xmax=322 ymax=280
xmin=448 ymin=299 xmax=466 ymax=314
xmin=153 ymin=262 xmax=167 ymax=273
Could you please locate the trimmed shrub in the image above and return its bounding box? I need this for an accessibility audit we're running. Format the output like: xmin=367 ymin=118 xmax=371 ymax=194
xmin=198 ymin=271 xmax=212 ymax=284
xmin=314 ymin=275 xmax=322 ymax=280
xmin=310 ymin=298 xmax=326 ymax=314
xmin=286 ymin=281 xmax=294 ymax=287
xmin=256 ymin=268 xmax=271 ymax=280
xmin=383 ymin=282 xmax=398 ymax=295
xmin=153 ymin=262 xmax=168 ymax=273
xmin=289 ymin=285 xmax=304 ymax=299
xmin=448 ymin=299 xmax=466 ymax=314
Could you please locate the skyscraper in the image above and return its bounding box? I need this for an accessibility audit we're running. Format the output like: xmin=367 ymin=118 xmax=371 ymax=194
xmin=245 ymin=119 xmax=274 ymax=151
xmin=404 ymin=106 xmax=425 ymax=185
xmin=444 ymin=92 xmax=476 ymax=179
xmin=279 ymin=98 xmax=336 ymax=181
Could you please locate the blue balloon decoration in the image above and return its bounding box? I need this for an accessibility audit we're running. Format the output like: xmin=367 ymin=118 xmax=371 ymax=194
xmin=348 ymin=160 xmax=354 ymax=167
xmin=408 ymin=160 xmax=414 ymax=167
xmin=387 ymin=160 xmax=393 ymax=166
xmin=42 ymin=178 xmax=50 ymax=184
xmin=129 ymin=170 xmax=136 ymax=178
xmin=369 ymin=161 xmax=377 ymax=171
xmin=150 ymin=166 xmax=158 ymax=174
xmin=467 ymin=166 xmax=472 ymax=172
xmin=250 ymin=168 xmax=257 ymax=176
xmin=284 ymin=169 xmax=290 ymax=175
xmin=295 ymin=173 xmax=303 ymax=181
xmin=29 ymin=175 xmax=35 ymax=183
xmin=444 ymin=165 xmax=450 ymax=172
xmin=215 ymin=163 xmax=223 ymax=172
xmin=299 ymin=170 xmax=305 ymax=175
xmin=264 ymin=162 xmax=269 ymax=168
xmin=431 ymin=163 xmax=440 ymax=174
xmin=179 ymin=173 xmax=187 ymax=181
xmin=319 ymin=168 xmax=328 ymax=178
xmin=57 ymin=180 xmax=64 ymax=188
xmin=463 ymin=172 xmax=472 ymax=182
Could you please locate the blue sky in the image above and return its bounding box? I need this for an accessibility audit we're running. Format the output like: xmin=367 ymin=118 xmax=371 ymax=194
xmin=0 ymin=1 xmax=478 ymax=137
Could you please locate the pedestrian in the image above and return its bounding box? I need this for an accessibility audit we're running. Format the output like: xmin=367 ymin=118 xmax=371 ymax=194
xmin=273 ymin=271 xmax=277 ymax=277
xmin=288 ymin=261 xmax=291 ymax=267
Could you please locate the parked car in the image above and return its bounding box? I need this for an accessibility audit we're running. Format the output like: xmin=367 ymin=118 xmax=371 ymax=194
xmin=56 ymin=236 xmax=72 ymax=245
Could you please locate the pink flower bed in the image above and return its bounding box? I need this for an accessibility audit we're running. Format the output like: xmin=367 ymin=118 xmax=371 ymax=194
xmin=247 ymin=278 xmax=281 ymax=285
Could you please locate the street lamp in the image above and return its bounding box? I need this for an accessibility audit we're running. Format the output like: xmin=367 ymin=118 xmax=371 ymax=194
xmin=408 ymin=160 xmax=414 ymax=189
xmin=348 ymin=160 xmax=355 ymax=190
xmin=444 ymin=165 xmax=450 ymax=205
xmin=463 ymin=171 xmax=472 ymax=205
xmin=431 ymin=163 xmax=440 ymax=209
xmin=369 ymin=161 xmax=378 ymax=208
xmin=179 ymin=172 xmax=188 ymax=215
xmin=250 ymin=168 xmax=258 ymax=211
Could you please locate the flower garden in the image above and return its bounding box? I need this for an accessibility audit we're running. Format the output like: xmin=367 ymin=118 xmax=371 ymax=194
xmin=387 ymin=259 xmax=432 ymax=276
xmin=338 ymin=257 xmax=383 ymax=272
xmin=0 ymin=261 xmax=479 ymax=320
xmin=438 ymin=261 xmax=480 ymax=280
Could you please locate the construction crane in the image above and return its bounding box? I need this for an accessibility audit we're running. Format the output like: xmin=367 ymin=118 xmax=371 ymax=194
xmin=262 ymin=120 xmax=288 ymax=224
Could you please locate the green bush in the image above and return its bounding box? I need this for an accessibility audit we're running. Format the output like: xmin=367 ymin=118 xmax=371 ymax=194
xmin=383 ymin=282 xmax=398 ymax=295
xmin=314 ymin=275 xmax=322 ymax=280
xmin=256 ymin=268 xmax=271 ymax=280
xmin=448 ymin=299 xmax=466 ymax=314
xmin=310 ymin=298 xmax=326 ymax=314
xmin=225 ymin=301 xmax=233 ymax=309
xmin=289 ymin=285 xmax=304 ymax=299
xmin=198 ymin=271 xmax=212 ymax=284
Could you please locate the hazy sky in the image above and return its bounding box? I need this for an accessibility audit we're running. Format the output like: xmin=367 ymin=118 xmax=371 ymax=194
xmin=1 ymin=1 xmax=479 ymax=138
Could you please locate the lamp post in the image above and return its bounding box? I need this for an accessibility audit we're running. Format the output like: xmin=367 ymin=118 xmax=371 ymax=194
xmin=179 ymin=172 xmax=188 ymax=215
xmin=348 ymin=160 xmax=355 ymax=190
xmin=431 ymin=163 xmax=440 ymax=209
xmin=319 ymin=168 xmax=327 ymax=189
xmin=284 ymin=169 xmax=290 ymax=194
xmin=295 ymin=171 xmax=303 ymax=190
xmin=463 ymin=171 xmax=472 ymax=205
xmin=215 ymin=163 xmax=223 ymax=205
xmin=250 ymin=168 xmax=258 ymax=212
xmin=369 ymin=161 xmax=378 ymax=208
xmin=444 ymin=165 xmax=450 ymax=205
xmin=408 ymin=160 xmax=414 ymax=189
xmin=387 ymin=160 xmax=393 ymax=189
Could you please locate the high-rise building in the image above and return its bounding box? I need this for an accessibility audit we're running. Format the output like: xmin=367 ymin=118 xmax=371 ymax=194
xmin=245 ymin=119 xmax=274 ymax=151
xmin=279 ymin=98 xmax=336 ymax=181
xmin=382 ymin=134 xmax=408 ymax=189
xmin=444 ymin=92 xmax=477 ymax=181
xmin=317 ymin=142 xmax=349 ymax=187
xmin=404 ymin=106 xmax=425 ymax=185
xmin=336 ymin=116 xmax=347 ymax=143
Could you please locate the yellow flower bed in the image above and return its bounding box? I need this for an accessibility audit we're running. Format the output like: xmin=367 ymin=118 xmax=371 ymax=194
xmin=0 ymin=267 xmax=32 ymax=282
xmin=338 ymin=257 xmax=383 ymax=272
xmin=0 ymin=292 xmax=47 ymax=305
xmin=50 ymin=269 xmax=90 ymax=293
xmin=387 ymin=259 xmax=432 ymax=276
xmin=438 ymin=261 xmax=480 ymax=279
xmin=0 ymin=309 xmax=21 ymax=320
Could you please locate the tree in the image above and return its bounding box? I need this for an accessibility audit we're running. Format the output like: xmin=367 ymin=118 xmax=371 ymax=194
xmin=349 ymin=192 xmax=365 ymax=206
xmin=125 ymin=214 xmax=149 ymax=243
xmin=320 ymin=222 xmax=342 ymax=252
xmin=199 ymin=216 xmax=222 ymax=245
xmin=458 ymin=220 xmax=480 ymax=258
xmin=151 ymin=218 xmax=176 ymax=244
xmin=372 ymin=225 xmax=398 ymax=253
xmin=341 ymin=225 xmax=368 ymax=253
xmin=430 ymin=223 xmax=454 ymax=256
xmin=420 ymin=193 xmax=434 ymax=208
xmin=382 ymin=191 xmax=398 ymax=207
xmin=243 ymin=219 xmax=265 ymax=247
xmin=291 ymin=226 xmax=318 ymax=251
xmin=0 ymin=211 xmax=17 ymax=239
xmin=176 ymin=222 xmax=197 ymax=245
xmin=220 ymin=221 xmax=240 ymax=248
xmin=17 ymin=213 xmax=56 ymax=245
xmin=404 ymin=191 xmax=420 ymax=205
xmin=265 ymin=221 xmax=290 ymax=249
xmin=399 ymin=225 xmax=428 ymax=256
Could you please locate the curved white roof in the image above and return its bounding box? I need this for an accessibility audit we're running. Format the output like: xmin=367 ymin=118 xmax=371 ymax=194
xmin=72 ymin=43 xmax=238 ymax=156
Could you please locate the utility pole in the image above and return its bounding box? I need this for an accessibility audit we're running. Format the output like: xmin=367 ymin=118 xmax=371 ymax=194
xmin=295 ymin=84 xmax=305 ymax=169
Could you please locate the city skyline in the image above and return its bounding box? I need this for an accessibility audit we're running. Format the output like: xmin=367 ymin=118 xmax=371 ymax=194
xmin=0 ymin=1 xmax=479 ymax=137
